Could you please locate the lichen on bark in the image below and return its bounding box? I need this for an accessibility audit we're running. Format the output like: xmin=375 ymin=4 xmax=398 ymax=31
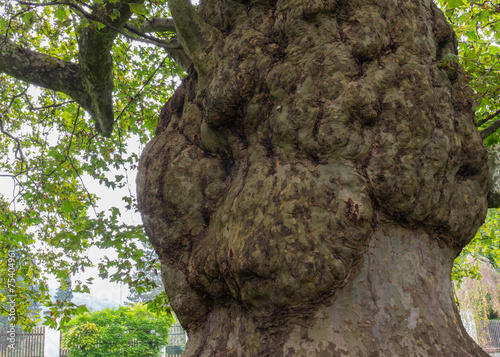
xmin=138 ymin=0 xmax=491 ymax=355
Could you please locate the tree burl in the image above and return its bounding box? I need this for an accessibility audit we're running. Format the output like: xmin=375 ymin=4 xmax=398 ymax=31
xmin=138 ymin=0 xmax=491 ymax=355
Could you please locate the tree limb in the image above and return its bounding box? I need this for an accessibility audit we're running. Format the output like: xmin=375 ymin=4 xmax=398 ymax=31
xmin=77 ymin=0 xmax=144 ymax=136
xmin=166 ymin=0 xmax=219 ymax=75
xmin=0 ymin=35 xmax=95 ymax=113
xmin=480 ymin=116 xmax=500 ymax=139
xmin=132 ymin=18 xmax=176 ymax=33
xmin=477 ymin=108 xmax=500 ymax=127
xmin=18 ymin=1 xmax=181 ymax=50
xmin=1 ymin=0 xmax=187 ymax=135
xmin=124 ymin=17 xmax=192 ymax=70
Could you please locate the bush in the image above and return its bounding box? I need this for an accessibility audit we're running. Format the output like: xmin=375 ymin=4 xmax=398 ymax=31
xmin=61 ymin=304 xmax=174 ymax=357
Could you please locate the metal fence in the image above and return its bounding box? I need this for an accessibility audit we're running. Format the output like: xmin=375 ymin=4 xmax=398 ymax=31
xmin=0 ymin=327 xmax=44 ymax=357
xmin=168 ymin=324 xmax=186 ymax=349
xmin=58 ymin=344 xmax=68 ymax=357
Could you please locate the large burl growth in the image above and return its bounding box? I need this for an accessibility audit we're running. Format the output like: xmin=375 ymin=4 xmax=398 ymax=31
xmin=138 ymin=0 xmax=491 ymax=355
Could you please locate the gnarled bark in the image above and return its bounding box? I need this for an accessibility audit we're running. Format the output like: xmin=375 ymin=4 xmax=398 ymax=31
xmin=137 ymin=0 xmax=491 ymax=355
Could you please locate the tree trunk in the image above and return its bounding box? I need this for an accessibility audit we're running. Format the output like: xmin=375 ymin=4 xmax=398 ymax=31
xmin=137 ymin=0 xmax=491 ymax=355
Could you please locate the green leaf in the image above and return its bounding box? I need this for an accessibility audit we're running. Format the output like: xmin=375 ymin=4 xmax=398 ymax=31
xmin=54 ymin=7 xmax=66 ymax=22
xmin=129 ymin=3 xmax=148 ymax=15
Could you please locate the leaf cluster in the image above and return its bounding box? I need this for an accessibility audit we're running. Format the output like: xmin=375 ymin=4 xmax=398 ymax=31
xmin=61 ymin=304 xmax=174 ymax=357
xmin=453 ymin=209 xmax=500 ymax=302
xmin=437 ymin=0 xmax=500 ymax=142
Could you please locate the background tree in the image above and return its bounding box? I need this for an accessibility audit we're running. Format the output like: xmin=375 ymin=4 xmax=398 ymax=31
xmin=62 ymin=304 xmax=174 ymax=357
xmin=0 ymin=247 xmax=46 ymax=328
xmin=455 ymin=257 xmax=500 ymax=347
xmin=0 ymin=0 xmax=500 ymax=355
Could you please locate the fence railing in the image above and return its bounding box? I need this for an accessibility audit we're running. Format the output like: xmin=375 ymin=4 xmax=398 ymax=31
xmin=0 ymin=326 xmax=45 ymax=357
xmin=474 ymin=319 xmax=500 ymax=355
xmin=168 ymin=324 xmax=187 ymax=347
xmin=488 ymin=321 xmax=500 ymax=348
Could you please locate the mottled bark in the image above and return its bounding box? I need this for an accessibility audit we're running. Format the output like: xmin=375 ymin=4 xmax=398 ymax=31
xmin=137 ymin=0 xmax=491 ymax=355
xmin=166 ymin=0 xmax=219 ymax=75
xmin=135 ymin=18 xmax=176 ymax=33
xmin=488 ymin=145 xmax=500 ymax=208
xmin=0 ymin=35 xmax=88 ymax=106
xmin=77 ymin=0 xmax=143 ymax=136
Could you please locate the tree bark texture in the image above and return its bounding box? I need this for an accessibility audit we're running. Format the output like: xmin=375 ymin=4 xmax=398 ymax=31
xmin=137 ymin=0 xmax=491 ymax=355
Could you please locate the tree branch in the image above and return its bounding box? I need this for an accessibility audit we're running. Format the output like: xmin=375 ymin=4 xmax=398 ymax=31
xmin=2 ymin=0 xmax=188 ymax=136
xmin=12 ymin=0 xmax=184 ymax=135
xmin=76 ymin=0 xmax=144 ymax=136
xmin=18 ymin=1 xmax=181 ymax=50
xmin=0 ymin=35 xmax=84 ymax=99
xmin=0 ymin=86 xmax=29 ymax=177
xmin=477 ymin=108 xmax=500 ymax=127
xmin=132 ymin=18 xmax=176 ymax=33
xmin=166 ymin=0 xmax=219 ymax=75
xmin=161 ymin=38 xmax=192 ymax=72
xmin=0 ymin=35 xmax=100 ymax=125
xmin=22 ymin=95 xmax=74 ymax=111
xmin=481 ymin=117 xmax=500 ymax=139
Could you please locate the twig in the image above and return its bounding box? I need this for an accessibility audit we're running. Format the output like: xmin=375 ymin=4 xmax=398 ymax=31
xmin=115 ymin=55 xmax=168 ymax=125
xmin=0 ymin=87 xmax=28 ymax=165
xmin=3 ymin=9 xmax=32 ymax=42
xmin=22 ymin=93 xmax=74 ymax=111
